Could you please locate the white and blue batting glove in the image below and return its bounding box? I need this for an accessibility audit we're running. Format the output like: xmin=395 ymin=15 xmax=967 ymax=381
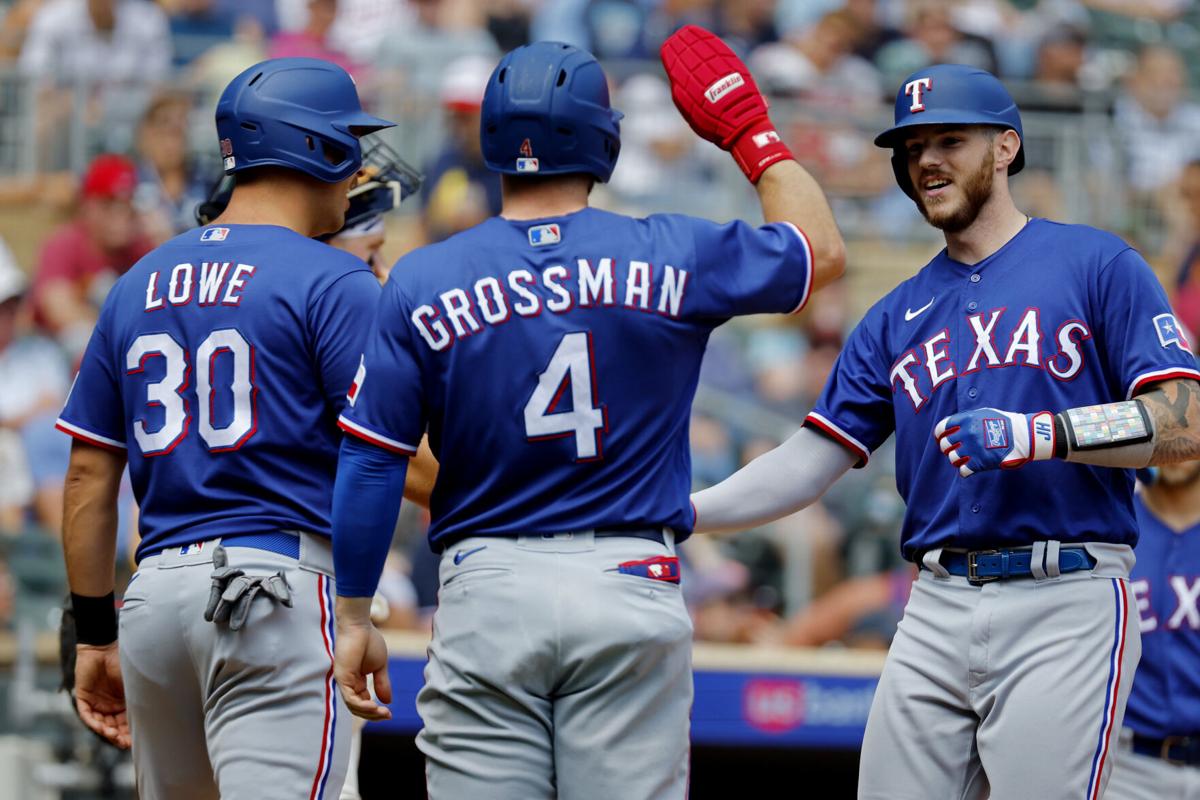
xmin=934 ymin=408 xmax=1057 ymax=477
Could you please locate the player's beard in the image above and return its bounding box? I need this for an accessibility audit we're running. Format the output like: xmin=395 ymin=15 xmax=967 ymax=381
xmin=917 ymin=149 xmax=995 ymax=233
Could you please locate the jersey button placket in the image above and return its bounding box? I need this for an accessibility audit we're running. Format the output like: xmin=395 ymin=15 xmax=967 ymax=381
xmin=967 ymin=301 xmax=978 ymax=312
xmin=967 ymin=387 xmax=978 ymax=399
xmin=970 ymin=273 xmax=981 ymax=283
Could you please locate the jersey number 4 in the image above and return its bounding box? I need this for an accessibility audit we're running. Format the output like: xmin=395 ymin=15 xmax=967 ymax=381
xmin=126 ymin=330 xmax=257 ymax=456
xmin=523 ymin=332 xmax=607 ymax=461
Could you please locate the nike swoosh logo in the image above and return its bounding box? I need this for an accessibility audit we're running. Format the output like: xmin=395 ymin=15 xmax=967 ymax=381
xmin=905 ymin=297 xmax=935 ymax=322
xmin=453 ymin=545 xmax=488 ymax=566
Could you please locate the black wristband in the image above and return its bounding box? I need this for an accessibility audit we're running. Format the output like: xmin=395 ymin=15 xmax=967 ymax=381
xmin=71 ymin=592 xmax=118 ymax=646
xmin=1053 ymin=414 xmax=1069 ymax=459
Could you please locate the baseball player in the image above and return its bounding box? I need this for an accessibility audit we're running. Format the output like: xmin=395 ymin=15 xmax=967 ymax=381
xmin=195 ymin=134 xmax=426 ymax=800
xmin=690 ymin=63 xmax=1200 ymax=799
xmin=56 ymin=58 xmax=433 ymax=799
xmin=328 ymin=31 xmax=845 ymax=800
xmin=1101 ymin=465 xmax=1200 ymax=799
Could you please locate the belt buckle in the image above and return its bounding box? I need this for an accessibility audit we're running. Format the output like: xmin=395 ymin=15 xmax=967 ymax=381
xmin=967 ymin=550 xmax=1001 ymax=585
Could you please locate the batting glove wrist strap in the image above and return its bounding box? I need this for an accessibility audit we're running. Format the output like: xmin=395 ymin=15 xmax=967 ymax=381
xmin=70 ymin=591 xmax=117 ymax=646
xmin=660 ymin=25 xmax=794 ymax=183
xmin=1027 ymin=411 xmax=1058 ymax=462
xmin=729 ymin=118 xmax=795 ymax=183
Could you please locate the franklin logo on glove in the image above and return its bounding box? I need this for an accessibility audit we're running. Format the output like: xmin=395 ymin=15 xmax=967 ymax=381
xmin=705 ymin=72 xmax=744 ymax=103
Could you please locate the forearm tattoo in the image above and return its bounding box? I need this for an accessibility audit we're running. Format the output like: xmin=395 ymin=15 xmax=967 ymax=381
xmin=1141 ymin=379 xmax=1200 ymax=463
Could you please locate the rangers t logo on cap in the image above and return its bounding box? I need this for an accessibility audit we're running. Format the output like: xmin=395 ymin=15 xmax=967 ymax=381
xmin=906 ymin=77 xmax=933 ymax=112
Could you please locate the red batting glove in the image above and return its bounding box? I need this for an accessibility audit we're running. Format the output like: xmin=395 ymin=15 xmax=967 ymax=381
xmin=660 ymin=25 xmax=794 ymax=183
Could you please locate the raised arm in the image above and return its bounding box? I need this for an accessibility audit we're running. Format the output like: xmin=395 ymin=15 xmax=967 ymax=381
xmin=756 ymin=161 xmax=846 ymax=292
xmin=692 ymin=426 xmax=857 ymax=534
xmin=660 ymin=25 xmax=845 ymax=292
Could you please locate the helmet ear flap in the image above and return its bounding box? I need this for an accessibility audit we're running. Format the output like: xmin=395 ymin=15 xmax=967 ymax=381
xmin=891 ymin=150 xmax=916 ymax=200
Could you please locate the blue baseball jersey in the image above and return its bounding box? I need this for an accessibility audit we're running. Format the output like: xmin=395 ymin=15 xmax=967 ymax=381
xmin=340 ymin=207 xmax=813 ymax=549
xmin=57 ymin=224 xmax=380 ymax=561
xmin=1124 ymin=493 xmax=1200 ymax=738
xmin=806 ymin=219 xmax=1200 ymax=559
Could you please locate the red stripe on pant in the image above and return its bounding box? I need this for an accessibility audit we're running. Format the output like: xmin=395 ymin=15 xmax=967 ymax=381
xmin=309 ymin=574 xmax=337 ymax=800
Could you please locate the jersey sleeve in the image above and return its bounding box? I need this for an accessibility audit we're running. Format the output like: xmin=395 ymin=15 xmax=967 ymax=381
xmin=55 ymin=312 xmax=127 ymax=451
xmin=336 ymin=279 xmax=424 ymax=456
xmin=1094 ymin=247 xmax=1200 ymax=399
xmin=685 ymin=217 xmax=814 ymax=319
xmin=802 ymin=313 xmax=894 ymax=467
xmin=308 ymin=268 xmax=382 ymax=416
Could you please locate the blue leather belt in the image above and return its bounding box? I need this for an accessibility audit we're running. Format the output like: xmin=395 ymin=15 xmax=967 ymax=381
xmin=932 ymin=547 xmax=1096 ymax=585
xmin=161 ymin=532 xmax=301 ymax=559
xmin=1132 ymin=733 xmax=1200 ymax=766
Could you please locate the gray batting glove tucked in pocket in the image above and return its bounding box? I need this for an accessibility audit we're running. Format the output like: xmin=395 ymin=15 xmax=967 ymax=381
xmin=203 ymin=545 xmax=293 ymax=631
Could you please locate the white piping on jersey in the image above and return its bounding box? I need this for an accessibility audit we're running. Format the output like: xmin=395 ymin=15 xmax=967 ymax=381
xmin=55 ymin=417 xmax=128 ymax=449
xmin=779 ymin=221 xmax=814 ymax=315
xmin=336 ymin=416 xmax=418 ymax=455
xmin=1125 ymin=366 xmax=1200 ymax=400
xmin=806 ymin=412 xmax=870 ymax=463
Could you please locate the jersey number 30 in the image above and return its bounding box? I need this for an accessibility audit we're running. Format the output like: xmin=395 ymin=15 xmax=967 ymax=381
xmin=523 ymin=332 xmax=607 ymax=461
xmin=126 ymin=330 xmax=257 ymax=456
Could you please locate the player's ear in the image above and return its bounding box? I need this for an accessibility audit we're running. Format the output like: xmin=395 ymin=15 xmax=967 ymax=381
xmin=994 ymin=129 xmax=1021 ymax=173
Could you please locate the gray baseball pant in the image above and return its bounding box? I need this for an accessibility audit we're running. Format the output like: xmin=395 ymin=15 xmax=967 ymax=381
xmin=858 ymin=542 xmax=1141 ymax=800
xmin=118 ymin=533 xmax=351 ymax=800
xmin=416 ymin=531 xmax=694 ymax=800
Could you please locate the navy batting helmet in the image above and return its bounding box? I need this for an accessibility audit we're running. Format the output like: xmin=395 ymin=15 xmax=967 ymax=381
xmin=874 ymin=64 xmax=1023 ymax=199
xmin=481 ymin=42 xmax=623 ymax=183
xmin=216 ymin=58 xmax=394 ymax=183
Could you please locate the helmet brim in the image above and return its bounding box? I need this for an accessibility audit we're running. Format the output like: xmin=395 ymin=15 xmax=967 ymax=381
xmin=874 ymin=110 xmax=1018 ymax=148
xmin=333 ymin=110 xmax=397 ymax=136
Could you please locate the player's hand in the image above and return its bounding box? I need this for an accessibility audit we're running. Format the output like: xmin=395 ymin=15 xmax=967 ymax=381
xmin=74 ymin=643 xmax=131 ymax=749
xmin=334 ymin=617 xmax=393 ymax=721
xmin=659 ymin=25 xmax=794 ymax=183
xmin=934 ymin=408 xmax=1057 ymax=477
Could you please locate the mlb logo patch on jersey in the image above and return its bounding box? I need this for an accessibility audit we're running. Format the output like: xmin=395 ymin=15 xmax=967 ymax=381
xmin=200 ymin=227 xmax=230 ymax=242
xmin=984 ymin=418 xmax=1009 ymax=449
xmin=528 ymin=223 xmax=561 ymax=247
xmin=516 ymin=157 xmax=540 ymax=173
xmin=1154 ymin=313 xmax=1191 ymax=351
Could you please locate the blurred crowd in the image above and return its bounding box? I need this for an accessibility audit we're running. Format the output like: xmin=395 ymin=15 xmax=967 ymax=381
xmin=4 ymin=0 xmax=1200 ymax=653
